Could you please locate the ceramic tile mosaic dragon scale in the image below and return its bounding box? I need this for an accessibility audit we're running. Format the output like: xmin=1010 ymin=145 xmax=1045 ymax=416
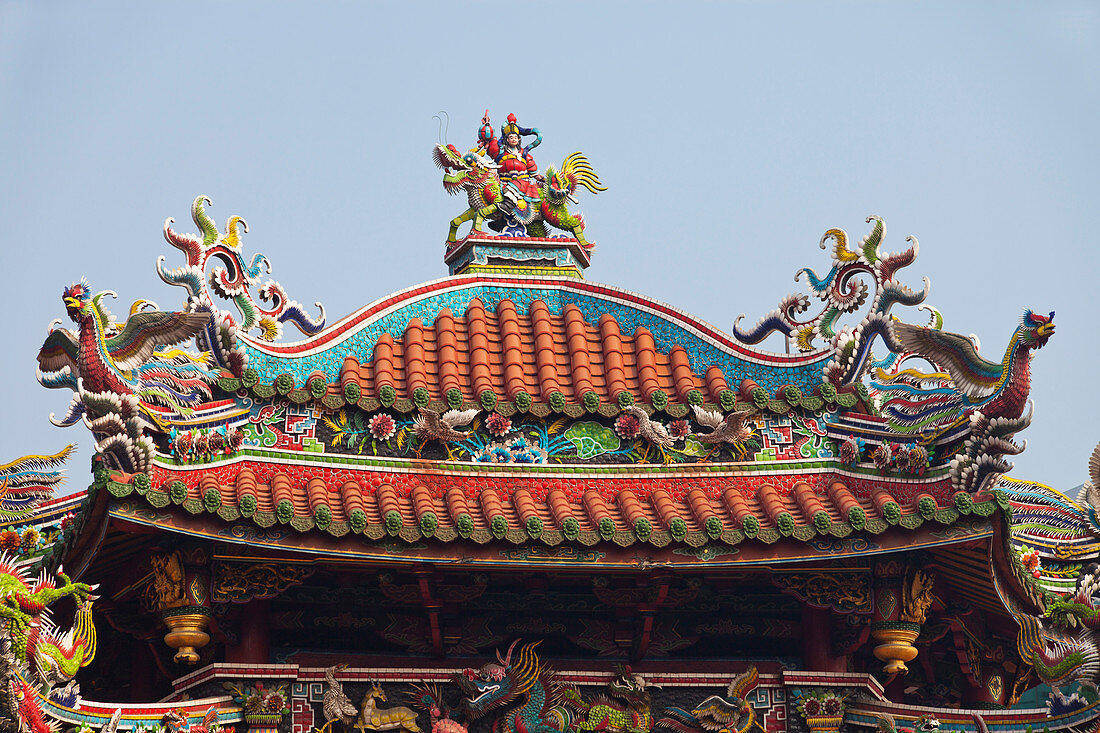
xmin=35 ymin=115 xmax=1052 ymax=499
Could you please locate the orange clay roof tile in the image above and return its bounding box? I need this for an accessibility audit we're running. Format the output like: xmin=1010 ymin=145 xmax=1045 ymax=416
xmin=705 ymin=365 xmax=730 ymax=402
xmin=530 ymin=300 xmax=561 ymax=400
xmin=669 ymin=346 xmax=698 ymax=402
xmin=403 ymin=319 xmax=428 ymax=394
xmin=327 ymin=299 xmax=763 ymax=406
xmin=466 ymin=299 xmax=494 ymax=398
xmin=497 ymin=300 xmax=528 ymax=400
xmin=434 ymin=310 xmax=461 ymax=396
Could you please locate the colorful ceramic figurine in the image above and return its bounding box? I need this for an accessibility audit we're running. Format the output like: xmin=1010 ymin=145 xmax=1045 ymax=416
xmin=434 ymin=112 xmax=604 ymax=245
xmin=478 ymin=111 xmax=542 ymax=199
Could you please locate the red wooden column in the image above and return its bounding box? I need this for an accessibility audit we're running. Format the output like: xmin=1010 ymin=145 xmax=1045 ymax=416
xmin=802 ymin=605 xmax=847 ymax=672
xmin=130 ymin=644 xmax=157 ymax=701
xmin=884 ymin=675 xmax=906 ymax=703
xmin=962 ymin=674 xmax=1006 ymax=707
xmin=227 ymin=599 xmax=271 ymax=664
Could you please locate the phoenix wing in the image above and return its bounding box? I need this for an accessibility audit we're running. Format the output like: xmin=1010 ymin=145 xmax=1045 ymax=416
xmin=1083 ymin=442 xmax=1100 ymax=518
xmin=727 ymin=666 xmax=758 ymax=699
xmin=105 ymin=311 xmax=212 ymax=371
xmin=875 ymin=714 xmax=898 ymax=733
xmin=892 ymin=322 xmax=1003 ymax=399
xmin=37 ymin=328 xmax=80 ymax=373
xmin=201 ymin=706 xmax=219 ymax=732
xmin=101 ymin=710 xmax=123 ymax=733
xmin=441 ymin=408 xmax=480 ymax=429
xmin=690 ymin=696 xmax=742 ymax=730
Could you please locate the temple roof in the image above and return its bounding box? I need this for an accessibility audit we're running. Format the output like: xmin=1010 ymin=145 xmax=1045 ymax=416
xmin=36 ymin=197 xmax=1050 ymax=610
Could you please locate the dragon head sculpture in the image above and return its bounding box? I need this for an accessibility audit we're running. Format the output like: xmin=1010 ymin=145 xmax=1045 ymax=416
xmin=434 ymin=144 xmax=498 ymax=195
xmin=0 ymin=555 xmax=98 ymax=681
xmin=543 ymin=153 xmax=605 ymax=206
xmin=605 ymin=666 xmax=656 ymax=712
xmin=457 ymin=640 xmax=547 ymax=719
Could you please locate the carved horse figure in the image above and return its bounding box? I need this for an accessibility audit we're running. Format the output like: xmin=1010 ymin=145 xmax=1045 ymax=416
xmin=355 ymin=682 xmax=422 ymax=733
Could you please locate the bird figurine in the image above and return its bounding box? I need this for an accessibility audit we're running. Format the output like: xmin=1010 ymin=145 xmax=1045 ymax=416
xmin=622 ymin=406 xmax=674 ymax=448
xmin=101 ymin=710 xmax=123 ymax=733
xmin=656 ymin=666 xmax=761 ymax=733
xmin=321 ymin=664 xmax=358 ymax=733
xmin=37 ymin=280 xmax=217 ymax=419
xmin=413 ymin=408 xmax=479 ymax=444
xmin=690 ymin=407 xmax=753 ymax=446
xmin=878 ymin=309 xmax=1054 ymax=434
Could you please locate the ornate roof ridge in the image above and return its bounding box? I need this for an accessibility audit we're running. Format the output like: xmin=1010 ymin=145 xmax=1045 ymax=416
xmin=237 ymin=273 xmax=831 ymax=361
xmin=218 ymin=284 xmax=868 ymax=418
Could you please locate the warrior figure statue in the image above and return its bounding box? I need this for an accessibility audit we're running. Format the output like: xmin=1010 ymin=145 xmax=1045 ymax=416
xmin=434 ymin=112 xmax=603 ymax=246
xmin=479 ymin=111 xmax=542 ymax=197
xmin=477 ymin=111 xmax=543 ymax=231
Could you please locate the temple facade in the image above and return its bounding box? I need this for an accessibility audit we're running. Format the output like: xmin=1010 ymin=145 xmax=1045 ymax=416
xmin=5 ymin=114 xmax=1099 ymax=733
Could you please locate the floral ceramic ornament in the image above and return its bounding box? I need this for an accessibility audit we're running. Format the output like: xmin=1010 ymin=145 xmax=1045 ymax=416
xmin=486 ymin=412 xmax=513 ymax=437
xmin=872 ymin=443 xmax=893 ymax=471
xmin=839 ymin=435 xmax=864 ymax=465
xmin=369 ymin=414 xmax=398 ymax=441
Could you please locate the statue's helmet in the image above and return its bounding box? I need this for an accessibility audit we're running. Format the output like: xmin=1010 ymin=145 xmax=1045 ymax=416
xmin=501 ymin=113 xmax=522 ymax=139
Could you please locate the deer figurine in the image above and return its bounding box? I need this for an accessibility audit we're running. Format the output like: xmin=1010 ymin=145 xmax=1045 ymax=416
xmin=355 ymin=682 xmax=421 ymax=733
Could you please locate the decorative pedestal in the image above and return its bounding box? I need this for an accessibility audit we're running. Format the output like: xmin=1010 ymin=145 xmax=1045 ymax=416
xmin=147 ymin=547 xmax=213 ymax=665
xmin=244 ymin=714 xmax=284 ymax=733
xmin=444 ymin=235 xmax=591 ymax=278
xmin=162 ymin=607 xmax=212 ymax=664
xmin=871 ymin=623 xmax=921 ymax=675
xmin=804 ymin=716 xmax=844 ymax=733
xmin=871 ymin=562 xmax=935 ymax=677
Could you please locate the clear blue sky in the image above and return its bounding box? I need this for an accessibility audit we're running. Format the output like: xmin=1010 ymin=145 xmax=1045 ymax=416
xmin=2 ymin=2 xmax=1097 ymax=493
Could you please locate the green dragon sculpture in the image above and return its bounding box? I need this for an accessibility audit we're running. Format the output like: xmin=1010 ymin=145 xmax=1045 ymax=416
xmin=0 ymin=553 xmax=98 ymax=684
xmin=561 ymin=667 xmax=656 ymax=733
xmin=456 ymin=641 xmax=662 ymax=733
xmin=433 ymin=144 xmax=605 ymax=247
